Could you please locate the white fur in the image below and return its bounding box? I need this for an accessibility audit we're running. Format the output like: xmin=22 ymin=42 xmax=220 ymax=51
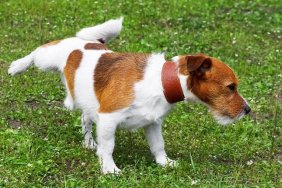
xmin=8 ymin=51 xmax=35 ymax=75
xmin=213 ymin=111 xmax=245 ymax=125
xmin=76 ymin=17 xmax=123 ymax=43
xmin=145 ymin=122 xmax=177 ymax=167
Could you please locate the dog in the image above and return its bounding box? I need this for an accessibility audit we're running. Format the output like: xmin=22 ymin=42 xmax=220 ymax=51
xmin=8 ymin=17 xmax=251 ymax=174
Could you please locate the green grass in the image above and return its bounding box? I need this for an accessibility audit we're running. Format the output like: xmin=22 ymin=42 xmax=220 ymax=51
xmin=0 ymin=0 xmax=281 ymax=187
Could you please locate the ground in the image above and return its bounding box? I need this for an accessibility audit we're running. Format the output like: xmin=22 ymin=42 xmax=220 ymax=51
xmin=0 ymin=0 xmax=281 ymax=187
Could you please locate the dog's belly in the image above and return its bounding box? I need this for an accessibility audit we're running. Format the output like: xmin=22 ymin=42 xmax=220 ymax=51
xmin=119 ymin=115 xmax=153 ymax=130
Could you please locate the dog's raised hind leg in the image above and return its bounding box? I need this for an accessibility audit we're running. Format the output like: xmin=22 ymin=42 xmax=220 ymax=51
xmin=82 ymin=114 xmax=97 ymax=150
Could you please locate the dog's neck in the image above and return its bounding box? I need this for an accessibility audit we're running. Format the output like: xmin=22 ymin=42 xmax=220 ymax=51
xmin=160 ymin=56 xmax=199 ymax=103
xmin=161 ymin=61 xmax=185 ymax=103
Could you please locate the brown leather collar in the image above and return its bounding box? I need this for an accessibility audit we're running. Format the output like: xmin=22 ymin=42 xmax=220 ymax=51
xmin=161 ymin=61 xmax=185 ymax=103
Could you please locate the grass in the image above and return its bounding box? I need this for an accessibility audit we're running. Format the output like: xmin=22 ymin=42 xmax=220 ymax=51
xmin=0 ymin=0 xmax=281 ymax=187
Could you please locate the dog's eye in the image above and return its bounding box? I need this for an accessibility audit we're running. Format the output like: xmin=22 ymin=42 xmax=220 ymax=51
xmin=227 ymin=84 xmax=236 ymax=92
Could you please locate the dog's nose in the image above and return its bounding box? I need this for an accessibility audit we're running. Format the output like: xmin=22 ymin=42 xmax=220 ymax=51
xmin=244 ymin=105 xmax=251 ymax=115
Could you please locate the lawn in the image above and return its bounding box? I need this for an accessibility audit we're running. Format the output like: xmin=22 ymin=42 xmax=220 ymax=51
xmin=0 ymin=0 xmax=281 ymax=187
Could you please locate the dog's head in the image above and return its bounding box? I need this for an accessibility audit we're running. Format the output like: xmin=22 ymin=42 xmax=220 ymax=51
xmin=177 ymin=53 xmax=251 ymax=125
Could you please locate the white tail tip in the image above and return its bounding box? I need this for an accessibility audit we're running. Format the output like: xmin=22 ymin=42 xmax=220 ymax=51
xmin=76 ymin=17 xmax=123 ymax=43
xmin=8 ymin=52 xmax=34 ymax=76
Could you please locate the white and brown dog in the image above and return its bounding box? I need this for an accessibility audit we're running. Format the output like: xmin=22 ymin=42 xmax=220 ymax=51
xmin=8 ymin=18 xmax=251 ymax=174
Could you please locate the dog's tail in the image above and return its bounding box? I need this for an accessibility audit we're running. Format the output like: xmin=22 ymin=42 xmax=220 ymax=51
xmin=8 ymin=18 xmax=123 ymax=76
xmin=8 ymin=51 xmax=36 ymax=76
xmin=76 ymin=17 xmax=123 ymax=43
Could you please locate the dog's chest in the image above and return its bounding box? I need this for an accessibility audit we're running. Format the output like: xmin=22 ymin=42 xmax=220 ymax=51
xmin=117 ymin=55 xmax=172 ymax=130
xmin=118 ymin=98 xmax=171 ymax=130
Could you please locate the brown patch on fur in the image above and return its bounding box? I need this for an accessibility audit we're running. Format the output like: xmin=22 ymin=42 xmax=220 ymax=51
xmin=178 ymin=56 xmax=189 ymax=75
xmin=64 ymin=50 xmax=83 ymax=99
xmin=42 ymin=40 xmax=61 ymax=47
xmin=178 ymin=53 xmax=211 ymax=75
xmin=94 ymin=53 xmax=149 ymax=113
xmin=178 ymin=54 xmax=245 ymax=118
xmin=84 ymin=43 xmax=108 ymax=50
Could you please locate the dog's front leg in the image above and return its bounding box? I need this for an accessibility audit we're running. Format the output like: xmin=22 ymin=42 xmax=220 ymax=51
xmin=96 ymin=118 xmax=120 ymax=174
xmin=145 ymin=122 xmax=177 ymax=167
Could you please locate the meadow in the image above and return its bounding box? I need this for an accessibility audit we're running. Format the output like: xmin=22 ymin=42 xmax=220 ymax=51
xmin=0 ymin=0 xmax=281 ymax=187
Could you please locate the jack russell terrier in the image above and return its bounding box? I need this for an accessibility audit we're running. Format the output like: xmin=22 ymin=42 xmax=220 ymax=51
xmin=8 ymin=17 xmax=251 ymax=174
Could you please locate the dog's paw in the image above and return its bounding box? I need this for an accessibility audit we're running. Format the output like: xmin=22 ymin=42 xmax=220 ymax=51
xmin=64 ymin=97 xmax=74 ymax=110
xmin=156 ymin=156 xmax=178 ymax=167
xmin=165 ymin=158 xmax=178 ymax=167
xmin=102 ymin=164 xmax=121 ymax=175
xmin=83 ymin=136 xmax=97 ymax=150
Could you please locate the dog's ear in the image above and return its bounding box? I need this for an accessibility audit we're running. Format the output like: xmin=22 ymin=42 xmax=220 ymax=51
xmin=186 ymin=54 xmax=212 ymax=74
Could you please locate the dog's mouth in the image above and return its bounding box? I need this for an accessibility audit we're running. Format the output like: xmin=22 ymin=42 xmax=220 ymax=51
xmin=212 ymin=110 xmax=245 ymax=125
xmin=211 ymin=101 xmax=251 ymax=125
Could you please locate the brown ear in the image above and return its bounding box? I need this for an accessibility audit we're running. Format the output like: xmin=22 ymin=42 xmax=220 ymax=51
xmin=186 ymin=54 xmax=212 ymax=73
